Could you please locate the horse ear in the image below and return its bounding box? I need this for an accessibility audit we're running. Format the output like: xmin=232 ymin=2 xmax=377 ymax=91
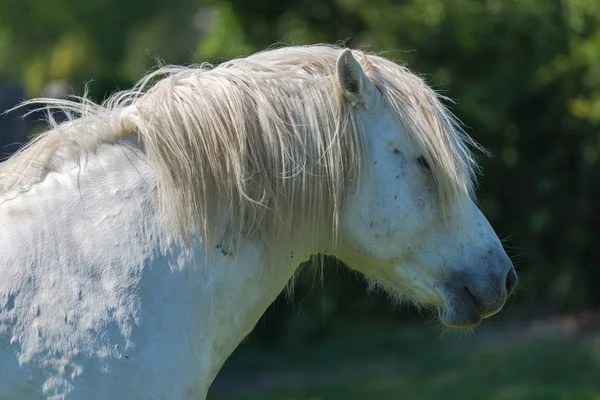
xmin=336 ymin=49 xmax=380 ymax=110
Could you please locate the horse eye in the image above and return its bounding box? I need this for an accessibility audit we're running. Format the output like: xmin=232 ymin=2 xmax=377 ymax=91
xmin=416 ymin=156 xmax=431 ymax=171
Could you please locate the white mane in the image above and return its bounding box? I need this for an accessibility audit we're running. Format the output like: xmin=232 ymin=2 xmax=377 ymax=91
xmin=0 ymin=44 xmax=481 ymax=254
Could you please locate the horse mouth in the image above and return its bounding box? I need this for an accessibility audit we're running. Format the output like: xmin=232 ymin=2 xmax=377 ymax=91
xmin=437 ymin=303 xmax=483 ymax=329
xmin=436 ymin=285 xmax=506 ymax=329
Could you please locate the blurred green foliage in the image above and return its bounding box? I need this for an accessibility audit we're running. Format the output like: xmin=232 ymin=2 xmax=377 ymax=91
xmin=1 ymin=0 xmax=599 ymax=332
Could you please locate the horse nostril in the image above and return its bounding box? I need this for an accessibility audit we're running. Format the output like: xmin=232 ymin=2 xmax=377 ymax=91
xmin=505 ymin=267 xmax=518 ymax=296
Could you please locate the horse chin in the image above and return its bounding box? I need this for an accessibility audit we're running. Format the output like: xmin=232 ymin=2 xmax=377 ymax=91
xmin=437 ymin=302 xmax=483 ymax=329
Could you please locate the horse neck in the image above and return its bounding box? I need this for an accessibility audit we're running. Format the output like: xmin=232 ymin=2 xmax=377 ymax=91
xmin=0 ymin=137 xmax=306 ymax=389
xmin=197 ymin=238 xmax=304 ymax=383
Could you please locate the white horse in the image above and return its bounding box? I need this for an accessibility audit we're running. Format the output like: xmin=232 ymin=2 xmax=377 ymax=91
xmin=0 ymin=45 xmax=516 ymax=399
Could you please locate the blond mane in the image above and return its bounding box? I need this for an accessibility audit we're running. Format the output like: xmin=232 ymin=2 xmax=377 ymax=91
xmin=0 ymin=44 xmax=480 ymax=254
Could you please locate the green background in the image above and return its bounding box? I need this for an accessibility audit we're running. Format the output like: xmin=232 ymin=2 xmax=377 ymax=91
xmin=1 ymin=0 xmax=599 ymax=398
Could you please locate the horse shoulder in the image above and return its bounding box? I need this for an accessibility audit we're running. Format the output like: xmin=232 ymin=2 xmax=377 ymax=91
xmin=0 ymin=141 xmax=209 ymax=399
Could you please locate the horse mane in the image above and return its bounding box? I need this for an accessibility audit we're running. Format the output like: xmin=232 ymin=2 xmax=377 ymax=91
xmin=0 ymin=44 xmax=481 ymax=254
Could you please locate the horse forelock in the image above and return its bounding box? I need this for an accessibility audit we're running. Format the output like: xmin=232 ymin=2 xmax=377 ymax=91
xmin=0 ymin=44 xmax=480 ymax=255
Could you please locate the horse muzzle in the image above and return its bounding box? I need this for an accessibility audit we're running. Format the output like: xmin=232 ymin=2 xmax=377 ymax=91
xmin=436 ymin=264 xmax=518 ymax=329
